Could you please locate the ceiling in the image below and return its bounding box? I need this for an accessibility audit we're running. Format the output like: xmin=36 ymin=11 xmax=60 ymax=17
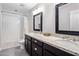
xmin=1 ymin=3 xmax=38 ymax=15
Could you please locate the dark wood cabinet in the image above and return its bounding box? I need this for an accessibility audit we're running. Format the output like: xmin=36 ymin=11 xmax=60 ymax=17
xmin=43 ymin=50 xmax=55 ymax=56
xmin=32 ymin=38 xmax=43 ymax=56
xmin=25 ymin=35 xmax=32 ymax=55
xmin=24 ymin=37 xmax=27 ymax=49
xmin=27 ymin=39 xmax=32 ymax=55
xmin=25 ymin=35 xmax=74 ymax=56
xmin=32 ymin=38 xmax=43 ymax=47
xmin=32 ymin=51 xmax=38 ymax=56
xmin=43 ymin=43 xmax=74 ymax=56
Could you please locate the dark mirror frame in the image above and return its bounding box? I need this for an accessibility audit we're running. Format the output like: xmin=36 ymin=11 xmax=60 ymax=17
xmin=55 ymin=3 xmax=79 ymax=36
xmin=33 ymin=12 xmax=43 ymax=32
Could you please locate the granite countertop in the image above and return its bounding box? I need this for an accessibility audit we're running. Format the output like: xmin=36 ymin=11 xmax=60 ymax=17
xmin=25 ymin=32 xmax=79 ymax=56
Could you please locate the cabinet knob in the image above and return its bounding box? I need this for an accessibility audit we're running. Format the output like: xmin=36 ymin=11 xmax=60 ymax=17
xmin=34 ymin=48 xmax=37 ymax=51
xmin=34 ymin=40 xmax=37 ymax=43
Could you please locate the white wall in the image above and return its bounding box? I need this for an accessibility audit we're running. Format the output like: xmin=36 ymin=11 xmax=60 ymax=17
xmin=0 ymin=4 xmax=2 ymax=50
xmin=26 ymin=3 xmax=56 ymax=34
xmin=20 ymin=16 xmax=24 ymax=40
xmin=25 ymin=11 xmax=33 ymax=32
xmin=24 ymin=16 xmax=29 ymax=34
xmin=43 ymin=3 xmax=55 ymax=33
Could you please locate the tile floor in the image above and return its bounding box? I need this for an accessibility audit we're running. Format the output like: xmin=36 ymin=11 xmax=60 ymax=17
xmin=0 ymin=46 xmax=29 ymax=56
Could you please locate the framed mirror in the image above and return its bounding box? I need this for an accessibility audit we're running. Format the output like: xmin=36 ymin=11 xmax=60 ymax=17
xmin=56 ymin=3 xmax=79 ymax=35
xmin=33 ymin=12 xmax=43 ymax=32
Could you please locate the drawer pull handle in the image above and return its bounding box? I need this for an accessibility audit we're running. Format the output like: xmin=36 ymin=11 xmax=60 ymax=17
xmin=34 ymin=40 xmax=37 ymax=43
xmin=34 ymin=48 xmax=37 ymax=51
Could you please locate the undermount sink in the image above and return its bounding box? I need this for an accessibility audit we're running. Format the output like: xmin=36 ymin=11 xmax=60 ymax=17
xmin=48 ymin=36 xmax=64 ymax=40
xmin=62 ymin=37 xmax=79 ymax=46
xmin=64 ymin=37 xmax=79 ymax=41
xmin=40 ymin=32 xmax=51 ymax=36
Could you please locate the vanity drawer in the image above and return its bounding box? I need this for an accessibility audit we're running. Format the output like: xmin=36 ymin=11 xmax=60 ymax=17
xmin=44 ymin=43 xmax=74 ymax=56
xmin=32 ymin=43 xmax=42 ymax=56
xmin=32 ymin=38 xmax=43 ymax=47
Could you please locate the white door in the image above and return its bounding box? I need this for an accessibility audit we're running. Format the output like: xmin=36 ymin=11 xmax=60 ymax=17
xmin=1 ymin=12 xmax=21 ymax=49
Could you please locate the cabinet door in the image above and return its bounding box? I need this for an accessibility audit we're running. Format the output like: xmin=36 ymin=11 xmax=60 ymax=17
xmin=32 ymin=42 xmax=42 ymax=56
xmin=27 ymin=40 xmax=31 ymax=55
xmin=32 ymin=52 xmax=38 ymax=56
xmin=44 ymin=43 xmax=74 ymax=56
xmin=43 ymin=50 xmax=55 ymax=56
xmin=24 ymin=39 xmax=27 ymax=49
xmin=32 ymin=50 xmax=38 ymax=56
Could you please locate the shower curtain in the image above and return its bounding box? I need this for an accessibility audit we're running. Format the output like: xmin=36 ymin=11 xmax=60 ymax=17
xmin=0 ymin=12 xmax=24 ymax=50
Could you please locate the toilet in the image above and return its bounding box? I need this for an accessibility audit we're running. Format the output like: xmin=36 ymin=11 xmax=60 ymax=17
xmin=18 ymin=39 xmax=25 ymax=49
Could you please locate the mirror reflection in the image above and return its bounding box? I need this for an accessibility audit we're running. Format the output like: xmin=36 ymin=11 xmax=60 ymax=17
xmin=33 ymin=12 xmax=42 ymax=31
xmin=59 ymin=3 xmax=79 ymax=31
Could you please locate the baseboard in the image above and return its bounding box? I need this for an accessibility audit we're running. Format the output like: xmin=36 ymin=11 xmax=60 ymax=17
xmin=0 ymin=42 xmax=20 ymax=50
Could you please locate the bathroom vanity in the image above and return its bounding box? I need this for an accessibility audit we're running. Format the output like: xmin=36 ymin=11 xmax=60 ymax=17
xmin=24 ymin=3 xmax=79 ymax=56
xmin=24 ymin=33 xmax=79 ymax=56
